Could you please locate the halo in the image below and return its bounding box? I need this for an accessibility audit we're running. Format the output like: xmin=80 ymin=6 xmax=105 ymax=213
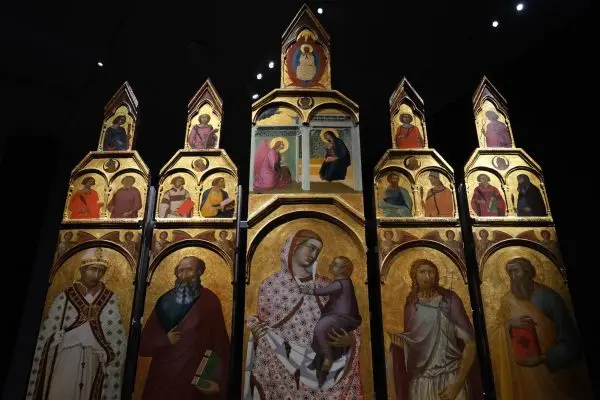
xmin=398 ymin=104 xmax=414 ymax=118
xmin=320 ymin=129 xmax=340 ymax=143
xmin=269 ymin=136 xmax=289 ymax=153
xmin=301 ymin=44 xmax=314 ymax=54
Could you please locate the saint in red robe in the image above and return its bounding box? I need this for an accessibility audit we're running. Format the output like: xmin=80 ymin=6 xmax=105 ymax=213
xmin=471 ymin=184 xmax=506 ymax=216
xmin=139 ymin=288 xmax=230 ymax=400
xmin=395 ymin=125 xmax=424 ymax=149
xmin=68 ymin=189 xmax=101 ymax=219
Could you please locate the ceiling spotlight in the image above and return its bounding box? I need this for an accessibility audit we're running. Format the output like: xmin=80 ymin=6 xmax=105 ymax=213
xmin=97 ymin=61 xmax=104 ymax=67
xmin=492 ymin=20 xmax=499 ymax=28
xmin=268 ymin=61 xmax=275 ymax=69
xmin=516 ymin=3 xmax=524 ymax=11
xmin=256 ymin=73 xmax=263 ymax=80
xmin=317 ymin=8 xmax=323 ymax=14
xmin=252 ymin=94 xmax=259 ymax=100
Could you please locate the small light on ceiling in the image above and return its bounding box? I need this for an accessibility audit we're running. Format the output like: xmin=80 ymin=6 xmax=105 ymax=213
xmin=268 ymin=61 xmax=275 ymax=69
xmin=516 ymin=3 xmax=524 ymax=11
xmin=256 ymin=73 xmax=263 ymax=80
xmin=97 ymin=61 xmax=104 ymax=67
xmin=317 ymin=8 xmax=323 ymax=14
xmin=252 ymin=94 xmax=259 ymax=100
xmin=492 ymin=20 xmax=499 ymax=28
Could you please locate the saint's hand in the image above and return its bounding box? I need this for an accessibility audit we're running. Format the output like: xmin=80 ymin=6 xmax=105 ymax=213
xmin=167 ymin=326 xmax=181 ymax=345
xmin=328 ymin=328 xmax=353 ymax=347
xmin=250 ymin=322 xmax=268 ymax=340
xmin=516 ymin=354 xmax=545 ymax=367
xmin=195 ymin=380 xmax=219 ymax=395
xmin=439 ymin=381 xmax=462 ymax=400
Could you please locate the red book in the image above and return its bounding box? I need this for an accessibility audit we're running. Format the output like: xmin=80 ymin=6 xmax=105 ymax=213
xmin=509 ymin=323 xmax=542 ymax=361
xmin=176 ymin=199 xmax=194 ymax=217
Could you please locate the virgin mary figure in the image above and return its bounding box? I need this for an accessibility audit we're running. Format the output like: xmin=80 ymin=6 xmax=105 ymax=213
xmin=253 ymin=139 xmax=292 ymax=191
xmin=244 ymin=229 xmax=365 ymax=399
xmin=296 ymin=44 xmax=317 ymax=82
xmin=319 ymin=131 xmax=351 ymax=182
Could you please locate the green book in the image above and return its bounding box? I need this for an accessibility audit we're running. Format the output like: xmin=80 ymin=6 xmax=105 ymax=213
xmin=190 ymin=349 xmax=221 ymax=389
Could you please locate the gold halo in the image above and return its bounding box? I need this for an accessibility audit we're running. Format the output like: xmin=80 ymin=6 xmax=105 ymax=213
xmin=320 ymin=129 xmax=340 ymax=143
xmin=269 ymin=136 xmax=289 ymax=153
xmin=301 ymin=44 xmax=314 ymax=54
xmin=398 ymin=104 xmax=414 ymax=117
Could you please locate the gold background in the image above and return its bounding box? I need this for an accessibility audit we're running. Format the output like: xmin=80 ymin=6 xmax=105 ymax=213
xmin=381 ymin=247 xmax=471 ymax=338
xmin=106 ymin=172 xmax=148 ymax=218
xmin=390 ymin=104 xmax=426 ymax=148
xmin=198 ymin=171 xmax=238 ymax=218
xmin=44 ymin=247 xmax=134 ymax=335
xmin=134 ymin=246 xmax=234 ymax=399
xmin=255 ymin=105 xmax=300 ymax=126
xmin=465 ymin=170 xmax=507 ymax=216
xmin=66 ymin=172 xmax=108 ymax=218
xmin=375 ymin=171 xmax=414 ymax=218
xmin=186 ymin=103 xmax=222 ymax=148
xmin=414 ymin=171 xmax=455 ymax=217
xmin=381 ymin=247 xmax=473 ymax=398
xmin=505 ymin=170 xmax=549 ymax=215
xmin=475 ymin=99 xmax=513 ymax=148
xmin=244 ymin=218 xmax=374 ymax=398
xmin=99 ymin=105 xmax=136 ymax=150
xmin=480 ymin=246 xmax=571 ymax=332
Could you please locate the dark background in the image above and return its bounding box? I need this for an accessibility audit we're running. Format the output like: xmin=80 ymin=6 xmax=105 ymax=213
xmin=1 ymin=0 xmax=596 ymax=398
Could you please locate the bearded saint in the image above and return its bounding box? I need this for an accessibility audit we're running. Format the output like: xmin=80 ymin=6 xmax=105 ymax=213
xmin=244 ymin=230 xmax=365 ymax=399
xmin=389 ymin=259 xmax=482 ymax=400
xmin=489 ymin=257 xmax=592 ymax=400
xmin=27 ymin=248 xmax=126 ymax=400
xmin=139 ymin=256 xmax=230 ymax=399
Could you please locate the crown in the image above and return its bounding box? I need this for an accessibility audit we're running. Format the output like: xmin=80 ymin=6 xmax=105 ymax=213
xmin=80 ymin=248 xmax=108 ymax=269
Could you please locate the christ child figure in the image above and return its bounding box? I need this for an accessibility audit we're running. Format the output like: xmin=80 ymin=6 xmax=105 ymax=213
xmin=299 ymin=256 xmax=362 ymax=387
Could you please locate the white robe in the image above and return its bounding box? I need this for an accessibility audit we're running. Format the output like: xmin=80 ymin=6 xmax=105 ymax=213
xmin=27 ymin=285 xmax=126 ymax=400
xmin=396 ymin=296 xmax=471 ymax=400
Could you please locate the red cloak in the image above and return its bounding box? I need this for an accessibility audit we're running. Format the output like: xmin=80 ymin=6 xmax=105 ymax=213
xmin=139 ymin=288 xmax=230 ymax=400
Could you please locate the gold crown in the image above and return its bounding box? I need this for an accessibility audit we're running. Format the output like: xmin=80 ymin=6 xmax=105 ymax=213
xmin=81 ymin=248 xmax=108 ymax=269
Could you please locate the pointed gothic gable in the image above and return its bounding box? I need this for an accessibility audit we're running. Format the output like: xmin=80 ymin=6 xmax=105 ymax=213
xmin=98 ymin=81 xmax=139 ymax=151
xmin=389 ymin=77 xmax=428 ymax=149
xmin=185 ymin=79 xmax=224 ymax=150
xmin=472 ymin=77 xmax=515 ymax=148
xmin=281 ymin=5 xmax=331 ymax=89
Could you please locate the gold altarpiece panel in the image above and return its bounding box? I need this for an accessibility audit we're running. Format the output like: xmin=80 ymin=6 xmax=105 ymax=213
xmin=63 ymin=151 xmax=150 ymax=222
xmin=136 ymin=79 xmax=238 ymax=399
xmin=244 ymin=6 xmax=374 ymax=398
xmin=155 ymin=150 xmax=238 ymax=221
xmin=133 ymin=243 xmax=234 ymax=399
xmin=465 ymin=77 xmax=593 ymax=399
xmin=26 ymin=82 xmax=148 ymax=400
xmin=244 ymin=206 xmax=374 ymax=399
xmin=375 ymin=77 xmax=484 ymax=399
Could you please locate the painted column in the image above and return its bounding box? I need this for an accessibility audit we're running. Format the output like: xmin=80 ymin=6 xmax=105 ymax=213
xmin=301 ymin=125 xmax=310 ymax=191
